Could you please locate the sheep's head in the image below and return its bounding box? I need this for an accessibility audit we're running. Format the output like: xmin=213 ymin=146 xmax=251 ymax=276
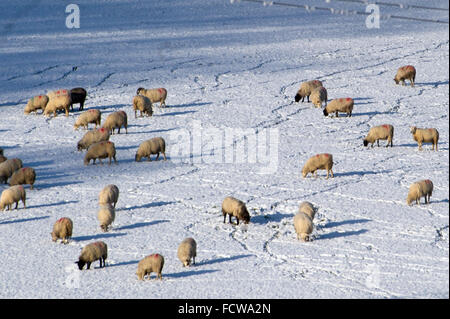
xmin=242 ymin=207 xmax=251 ymax=224
xmin=75 ymin=260 xmax=86 ymax=270
xmin=301 ymin=167 xmax=307 ymax=178
xmin=323 ymin=108 xmax=329 ymax=116
xmin=394 ymin=77 xmax=399 ymax=84
xmin=136 ymin=87 xmax=144 ymax=95
xmin=410 ymin=126 xmax=417 ymax=134
xmin=363 ymin=139 xmax=369 ymax=147
xmin=135 ymin=153 xmax=141 ymax=162
xmin=294 ymin=93 xmax=302 ymax=102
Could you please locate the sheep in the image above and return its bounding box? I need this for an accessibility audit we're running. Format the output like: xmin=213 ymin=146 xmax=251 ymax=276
xmin=98 ymin=184 xmax=119 ymax=208
xmin=222 ymin=196 xmax=250 ymax=225
xmin=137 ymin=87 xmax=167 ymax=107
xmin=46 ymin=89 xmax=70 ymax=101
xmin=310 ymin=86 xmax=328 ymax=108
xmin=136 ymin=253 xmax=165 ymax=280
xmin=410 ymin=126 xmax=439 ymax=151
xmin=394 ymin=65 xmax=416 ymax=87
xmin=0 ymin=158 xmax=23 ymax=184
xmin=406 ymin=179 xmax=433 ymax=206
xmin=302 ymin=153 xmax=334 ymax=179
xmin=323 ymin=98 xmax=354 ymax=117
xmin=293 ymin=212 xmax=313 ymax=242
xmin=97 ymin=204 xmax=115 ymax=232
xmin=43 ymin=94 xmax=71 ymax=117
xmin=102 ymin=111 xmax=128 ymax=134
xmin=84 ymin=141 xmax=117 ymax=165
xmin=74 ymin=109 xmax=101 ymax=130
xmin=177 ymin=237 xmax=197 ymax=267
xmin=9 ymin=167 xmax=36 ymax=190
xmin=135 ymin=137 xmax=166 ymax=162
xmin=70 ymin=87 xmax=87 ymax=111
xmin=363 ymin=124 xmax=394 ymax=148
xmin=0 ymin=185 xmax=26 ymax=211
xmin=132 ymin=95 xmax=153 ymax=118
xmin=76 ymin=241 xmax=108 ymax=270
xmin=77 ymin=127 xmax=110 ymax=151
xmin=299 ymin=201 xmax=317 ymax=220
xmin=24 ymin=95 xmax=49 ymax=115
xmin=51 ymin=217 xmax=73 ymax=244
xmin=294 ymin=80 xmax=323 ymax=103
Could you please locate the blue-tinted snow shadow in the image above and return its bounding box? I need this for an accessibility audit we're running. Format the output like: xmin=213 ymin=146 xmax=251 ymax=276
xmin=195 ymin=254 xmax=254 ymax=266
xmin=72 ymin=232 xmax=127 ymax=242
xmin=250 ymin=212 xmax=293 ymax=224
xmin=0 ymin=215 xmax=49 ymax=225
xmin=157 ymin=110 xmax=196 ymax=117
xmin=86 ymin=104 xmax=128 ymax=112
xmin=37 ymin=181 xmax=84 ymax=189
xmin=115 ymin=219 xmax=170 ymax=231
xmin=318 ymin=229 xmax=368 ymax=240
xmin=170 ymin=102 xmax=212 ymax=108
xmin=118 ymin=201 xmax=176 ymax=211
xmin=124 ymin=127 xmax=176 ymax=135
xmin=164 ymin=269 xmax=219 ymax=279
xmin=23 ymin=160 xmax=54 ymax=167
xmin=322 ymin=219 xmax=371 ymax=228
xmin=107 ymin=259 xmax=140 ymax=268
xmin=333 ymin=170 xmax=392 ymax=177
xmin=416 ymin=80 xmax=449 ymax=87
xmin=351 ymin=111 xmax=392 ymax=117
xmin=27 ymin=200 xmax=78 ymax=209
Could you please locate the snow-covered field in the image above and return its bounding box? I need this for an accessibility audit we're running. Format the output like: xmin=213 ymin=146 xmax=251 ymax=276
xmin=0 ymin=0 xmax=448 ymax=299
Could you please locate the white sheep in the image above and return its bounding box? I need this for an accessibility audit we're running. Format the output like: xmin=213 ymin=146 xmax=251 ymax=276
xmin=323 ymin=98 xmax=354 ymax=117
xmin=137 ymin=87 xmax=167 ymax=107
xmin=84 ymin=141 xmax=117 ymax=165
xmin=76 ymin=241 xmax=108 ymax=270
xmin=0 ymin=158 xmax=23 ymax=184
xmin=135 ymin=137 xmax=166 ymax=162
xmin=177 ymin=237 xmax=197 ymax=267
xmin=363 ymin=124 xmax=394 ymax=147
xmin=394 ymin=65 xmax=416 ymax=87
xmin=98 ymin=184 xmax=119 ymax=208
xmin=406 ymin=179 xmax=433 ymax=206
xmin=44 ymin=94 xmax=72 ymax=117
xmin=24 ymin=95 xmax=49 ymax=115
xmin=299 ymin=201 xmax=317 ymax=220
xmin=51 ymin=217 xmax=73 ymax=244
xmin=310 ymin=86 xmax=328 ymax=108
xmin=222 ymin=196 xmax=250 ymax=225
xmin=410 ymin=126 xmax=439 ymax=151
xmin=97 ymin=204 xmax=115 ymax=232
xmin=102 ymin=111 xmax=128 ymax=134
xmin=77 ymin=127 xmax=110 ymax=151
xmin=132 ymin=95 xmax=153 ymax=118
xmin=74 ymin=109 xmax=101 ymax=130
xmin=302 ymin=153 xmax=334 ymax=179
xmin=0 ymin=185 xmax=26 ymax=211
xmin=136 ymin=253 xmax=165 ymax=280
xmin=293 ymin=212 xmax=313 ymax=242
xmin=294 ymin=80 xmax=323 ymax=103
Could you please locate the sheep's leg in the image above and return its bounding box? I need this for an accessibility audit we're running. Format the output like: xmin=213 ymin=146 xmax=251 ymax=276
xmin=223 ymin=212 xmax=227 ymax=223
xmin=162 ymin=152 xmax=167 ymax=161
xmin=229 ymin=214 xmax=232 ymax=224
xmin=377 ymin=140 xmax=380 ymax=147
xmin=155 ymin=153 xmax=160 ymax=161
xmin=86 ymin=262 xmax=91 ymax=270
xmin=98 ymin=158 xmax=103 ymax=165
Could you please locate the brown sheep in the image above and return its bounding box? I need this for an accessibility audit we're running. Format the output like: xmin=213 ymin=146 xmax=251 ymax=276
xmin=9 ymin=167 xmax=36 ymax=189
xmin=84 ymin=141 xmax=117 ymax=165
xmin=394 ymin=65 xmax=416 ymax=87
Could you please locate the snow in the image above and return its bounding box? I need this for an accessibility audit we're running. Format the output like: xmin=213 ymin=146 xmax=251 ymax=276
xmin=0 ymin=0 xmax=448 ymax=298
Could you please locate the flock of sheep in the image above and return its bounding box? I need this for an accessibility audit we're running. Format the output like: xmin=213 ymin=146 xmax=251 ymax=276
xmin=0 ymin=63 xmax=441 ymax=280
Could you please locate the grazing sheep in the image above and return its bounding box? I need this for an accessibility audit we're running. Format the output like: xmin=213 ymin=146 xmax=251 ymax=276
xmin=132 ymin=95 xmax=153 ymax=118
xmin=43 ymin=94 xmax=71 ymax=117
xmin=102 ymin=111 xmax=128 ymax=134
xmin=74 ymin=109 xmax=101 ymax=130
xmin=70 ymin=87 xmax=87 ymax=111
xmin=394 ymin=65 xmax=416 ymax=87
xmin=323 ymin=98 xmax=354 ymax=117
xmin=77 ymin=127 xmax=110 ymax=151
xmin=51 ymin=217 xmax=73 ymax=244
xmin=84 ymin=141 xmax=117 ymax=165
xmin=136 ymin=254 xmax=165 ymax=280
xmin=293 ymin=212 xmax=313 ymax=242
xmin=97 ymin=204 xmax=115 ymax=232
xmin=98 ymin=184 xmax=119 ymax=208
xmin=0 ymin=158 xmax=23 ymax=184
xmin=9 ymin=167 xmax=36 ymax=189
xmin=177 ymin=238 xmax=197 ymax=267
xmin=363 ymin=124 xmax=394 ymax=148
xmin=310 ymin=86 xmax=328 ymax=108
xmin=410 ymin=126 xmax=439 ymax=151
xmin=137 ymin=87 xmax=167 ymax=107
xmin=299 ymin=201 xmax=317 ymax=220
xmin=0 ymin=185 xmax=26 ymax=211
xmin=294 ymin=80 xmax=323 ymax=103
xmin=24 ymin=95 xmax=49 ymax=115
xmin=302 ymin=153 xmax=334 ymax=179
xmin=135 ymin=137 xmax=166 ymax=162
xmin=76 ymin=241 xmax=108 ymax=270
xmin=222 ymin=196 xmax=250 ymax=225
xmin=406 ymin=179 xmax=433 ymax=206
